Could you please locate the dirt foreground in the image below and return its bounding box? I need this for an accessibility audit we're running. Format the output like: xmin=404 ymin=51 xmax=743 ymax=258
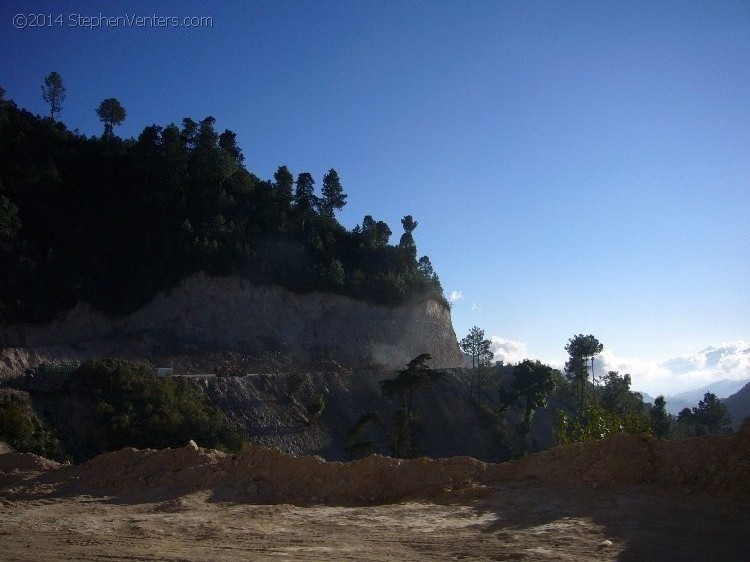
xmin=1 ymin=426 xmax=749 ymax=561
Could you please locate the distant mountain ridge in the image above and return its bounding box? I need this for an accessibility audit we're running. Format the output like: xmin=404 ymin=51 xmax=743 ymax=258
xmin=637 ymin=379 xmax=749 ymax=416
xmin=669 ymin=378 xmax=748 ymax=401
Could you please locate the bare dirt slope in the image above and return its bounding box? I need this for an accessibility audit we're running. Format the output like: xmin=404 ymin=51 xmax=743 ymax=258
xmin=5 ymin=364 xmax=512 ymax=463
xmin=0 ymin=273 xmax=463 ymax=371
xmin=1 ymin=424 xmax=749 ymax=561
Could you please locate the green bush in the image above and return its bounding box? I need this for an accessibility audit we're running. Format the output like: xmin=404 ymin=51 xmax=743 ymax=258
xmin=554 ymin=404 xmax=652 ymax=445
xmin=71 ymin=359 xmax=245 ymax=458
xmin=307 ymin=394 xmax=326 ymax=422
xmin=0 ymin=394 xmax=66 ymax=461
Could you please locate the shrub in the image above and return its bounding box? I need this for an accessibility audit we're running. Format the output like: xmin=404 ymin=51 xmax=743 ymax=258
xmin=0 ymin=393 xmax=66 ymax=461
xmin=70 ymin=359 xmax=245 ymax=458
xmin=307 ymin=394 xmax=326 ymax=422
xmin=554 ymin=404 xmax=652 ymax=445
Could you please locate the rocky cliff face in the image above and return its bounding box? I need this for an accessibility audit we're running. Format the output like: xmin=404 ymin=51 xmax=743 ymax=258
xmin=196 ymin=369 xmax=506 ymax=462
xmin=1 ymin=272 xmax=462 ymax=370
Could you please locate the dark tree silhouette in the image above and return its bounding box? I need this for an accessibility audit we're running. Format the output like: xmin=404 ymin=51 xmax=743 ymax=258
xmin=460 ymin=326 xmax=493 ymax=370
xmin=96 ymin=98 xmax=126 ymax=138
xmin=460 ymin=326 xmax=494 ymax=404
xmin=650 ymin=395 xmax=670 ymax=438
xmin=564 ymin=334 xmax=603 ymax=409
xmin=681 ymin=392 xmax=733 ymax=435
xmin=501 ymin=359 xmax=558 ymax=454
xmin=417 ymin=255 xmax=434 ymax=278
xmin=0 ymin=97 xmax=449 ymax=322
xmin=320 ymin=168 xmax=346 ymax=220
xmin=41 ymin=72 xmax=66 ymax=120
xmin=274 ymin=165 xmax=294 ymax=206
xmin=380 ymin=353 xmax=444 ymax=458
xmin=399 ymin=215 xmax=418 ymax=250
xmin=294 ymin=172 xmax=317 ymax=212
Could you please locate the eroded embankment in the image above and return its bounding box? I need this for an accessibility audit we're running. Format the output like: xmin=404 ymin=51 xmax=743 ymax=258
xmin=0 ymin=273 xmax=463 ymax=372
xmin=2 ymin=422 xmax=749 ymax=506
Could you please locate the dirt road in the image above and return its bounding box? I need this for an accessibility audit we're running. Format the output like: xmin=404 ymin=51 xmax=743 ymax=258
xmin=1 ymin=485 xmax=747 ymax=561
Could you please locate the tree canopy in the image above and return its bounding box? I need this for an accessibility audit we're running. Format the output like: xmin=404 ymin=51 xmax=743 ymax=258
xmin=564 ymin=334 xmax=603 ymax=409
xmin=650 ymin=395 xmax=670 ymax=438
xmin=320 ymin=168 xmax=346 ymax=220
xmin=501 ymin=359 xmax=558 ymax=453
xmin=459 ymin=326 xmax=494 ymax=404
xmin=460 ymin=326 xmax=493 ymax=369
xmin=0 ymin=92 xmax=445 ymax=322
xmin=380 ymin=354 xmax=445 ymax=458
xmin=347 ymin=354 xmax=445 ymax=459
xmin=599 ymin=371 xmax=645 ymax=417
xmin=41 ymin=72 xmax=65 ymax=120
xmin=69 ymin=359 xmax=245 ymax=460
xmin=96 ymin=98 xmax=127 ymax=138
xmin=677 ymin=392 xmax=732 ymax=436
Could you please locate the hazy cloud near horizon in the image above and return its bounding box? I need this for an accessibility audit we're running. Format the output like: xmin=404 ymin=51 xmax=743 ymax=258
xmin=489 ymin=336 xmax=529 ymax=366
xmin=489 ymin=337 xmax=750 ymax=397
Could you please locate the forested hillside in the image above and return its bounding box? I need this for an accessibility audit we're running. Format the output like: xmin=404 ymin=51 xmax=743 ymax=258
xmin=0 ymin=92 xmax=443 ymax=323
xmin=724 ymin=381 xmax=750 ymax=430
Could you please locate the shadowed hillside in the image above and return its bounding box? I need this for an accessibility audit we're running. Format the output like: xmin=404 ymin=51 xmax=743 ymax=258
xmin=724 ymin=381 xmax=750 ymax=430
xmin=0 ymin=98 xmax=444 ymax=323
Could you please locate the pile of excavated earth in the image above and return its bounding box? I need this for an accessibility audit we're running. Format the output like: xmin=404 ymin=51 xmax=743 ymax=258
xmin=3 ymin=422 xmax=749 ymax=506
xmin=2 ymin=424 xmax=749 ymax=561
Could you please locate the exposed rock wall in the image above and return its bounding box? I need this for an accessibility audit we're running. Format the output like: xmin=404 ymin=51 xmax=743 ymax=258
xmin=0 ymin=273 xmax=462 ymax=370
xmin=197 ymin=369 xmax=506 ymax=462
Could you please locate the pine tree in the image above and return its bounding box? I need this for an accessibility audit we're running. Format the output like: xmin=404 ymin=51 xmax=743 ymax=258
xmin=320 ymin=168 xmax=346 ymax=220
xmin=41 ymin=72 xmax=66 ymax=120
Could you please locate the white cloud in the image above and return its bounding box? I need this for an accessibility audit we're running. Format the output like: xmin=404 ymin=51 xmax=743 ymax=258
xmin=662 ymin=344 xmax=750 ymax=375
xmin=590 ymin=342 xmax=750 ymax=397
xmin=471 ymin=302 xmax=480 ymax=312
xmin=658 ymin=343 xmax=750 ymax=393
xmin=591 ymin=350 xmax=672 ymax=396
xmin=449 ymin=290 xmax=463 ymax=303
xmin=482 ymin=338 xmax=750 ymax=398
xmin=489 ymin=336 xmax=529 ymax=365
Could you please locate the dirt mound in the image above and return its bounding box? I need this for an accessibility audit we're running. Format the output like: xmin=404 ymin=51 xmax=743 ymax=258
xmin=2 ymin=423 xmax=749 ymax=505
xmin=45 ymin=443 xmax=492 ymax=505
xmin=0 ymin=450 xmax=59 ymax=472
xmin=503 ymin=424 xmax=750 ymax=495
xmin=0 ymin=446 xmax=60 ymax=493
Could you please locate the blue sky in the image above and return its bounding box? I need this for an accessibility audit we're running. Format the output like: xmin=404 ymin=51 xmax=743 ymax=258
xmin=2 ymin=1 xmax=748 ymax=395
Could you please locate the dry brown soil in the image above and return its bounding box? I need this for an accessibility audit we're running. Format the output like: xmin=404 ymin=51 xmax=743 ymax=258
xmin=1 ymin=426 xmax=749 ymax=561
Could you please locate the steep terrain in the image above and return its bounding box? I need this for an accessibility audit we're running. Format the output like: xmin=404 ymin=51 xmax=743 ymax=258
xmin=0 ymin=273 xmax=470 ymax=463
xmin=724 ymin=380 xmax=750 ymax=430
xmin=4 ymin=367 xmax=511 ymax=464
xmin=0 ymin=272 xmax=462 ymax=375
xmin=192 ymin=369 xmax=509 ymax=461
